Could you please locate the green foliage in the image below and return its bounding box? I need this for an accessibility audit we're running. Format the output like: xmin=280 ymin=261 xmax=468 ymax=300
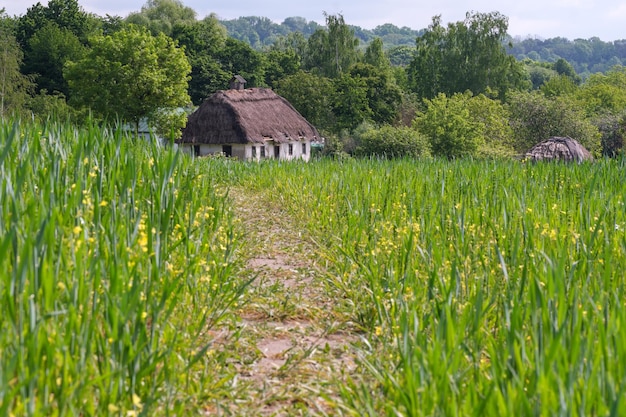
xmin=303 ymin=13 xmax=360 ymax=78
xmin=553 ymin=57 xmax=581 ymax=84
xmin=25 ymin=22 xmax=86 ymax=96
xmin=263 ymin=158 xmax=626 ymax=415
xmin=125 ymin=0 xmax=197 ymax=36
xmin=171 ymin=16 xmax=228 ymax=103
xmin=0 ymin=18 xmax=32 ymax=116
xmin=465 ymin=94 xmax=515 ymax=157
xmin=65 ymin=25 xmax=191 ymax=130
xmin=332 ymin=73 xmax=371 ymax=133
xmin=26 ymin=91 xmax=82 ymax=123
xmin=540 ymin=74 xmax=580 ymax=97
xmin=575 ymin=65 xmax=626 ymax=116
xmin=16 ymin=0 xmax=95 ymax=99
xmin=523 ymin=59 xmax=557 ymax=90
xmin=414 ymin=92 xmax=485 ymax=159
xmin=510 ymin=36 xmax=626 ymax=77
xmin=363 ymin=38 xmax=390 ymax=69
xmin=151 ymin=107 xmax=189 ymax=140
xmin=387 ymin=45 xmax=415 ymax=67
xmin=263 ymin=48 xmax=301 ymax=88
xmin=348 ymin=63 xmax=402 ymax=126
xmin=216 ymin=38 xmax=265 ymax=87
xmin=593 ymin=112 xmax=626 ymax=156
xmin=275 ymin=70 xmax=335 ymax=132
xmin=354 ymin=124 xmax=431 ymax=158
xmin=0 ymin=117 xmax=249 ymax=415
xmin=408 ymin=12 xmax=528 ymax=101
xmin=16 ymin=0 xmax=93 ymax=46
xmin=508 ymin=91 xmax=601 ymax=154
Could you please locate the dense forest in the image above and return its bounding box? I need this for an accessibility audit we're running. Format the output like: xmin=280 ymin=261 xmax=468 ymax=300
xmin=1 ymin=0 xmax=625 ymax=158
xmin=220 ymin=15 xmax=626 ymax=75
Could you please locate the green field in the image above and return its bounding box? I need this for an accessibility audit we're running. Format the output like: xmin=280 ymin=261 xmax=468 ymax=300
xmin=2 ymin=118 xmax=626 ymax=416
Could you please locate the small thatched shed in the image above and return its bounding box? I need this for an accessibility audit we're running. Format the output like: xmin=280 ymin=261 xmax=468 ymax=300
xmin=178 ymin=85 xmax=319 ymax=161
xmin=525 ymin=137 xmax=593 ymax=163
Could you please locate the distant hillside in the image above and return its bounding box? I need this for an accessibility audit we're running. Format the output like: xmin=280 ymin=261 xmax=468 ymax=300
xmin=219 ymin=16 xmax=626 ymax=75
xmin=508 ymin=36 xmax=626 ymax=77
xmin=218 ymin=16 xmax=423 ymax=50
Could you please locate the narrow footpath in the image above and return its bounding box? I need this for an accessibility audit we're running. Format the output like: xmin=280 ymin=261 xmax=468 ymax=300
xmin=219 ymin=186 xmax=360 ymax=416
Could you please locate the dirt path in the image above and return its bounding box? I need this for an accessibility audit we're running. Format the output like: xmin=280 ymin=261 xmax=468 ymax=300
xmin=221 ymin=186 xmax=359 ymax=416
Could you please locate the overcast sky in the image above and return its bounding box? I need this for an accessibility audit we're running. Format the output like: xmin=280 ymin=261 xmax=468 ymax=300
xmin=3 ymin=0 xmax=626 ymax=41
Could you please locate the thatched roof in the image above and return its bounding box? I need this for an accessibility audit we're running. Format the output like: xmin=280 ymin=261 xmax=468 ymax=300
xmin=179 ymin=88 xmax=319 ymax=145
xmin=525 ymin=137 xmax=593 ymax=162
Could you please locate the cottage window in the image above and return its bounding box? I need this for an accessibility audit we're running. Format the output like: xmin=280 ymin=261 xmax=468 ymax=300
xmin=252 ymin=146 xmax=257 ymax=158
xmin=302 ymin=143 xmax=307 ymax=155
xmin=288 ymin=144 xmax=293 ymax=156
xmin=260 ymin=146 xmax=266 ymax=158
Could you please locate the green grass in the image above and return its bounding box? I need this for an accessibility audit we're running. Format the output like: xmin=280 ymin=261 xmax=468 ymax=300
xmin=0 ymin=118 xmax=250 ymax=415
xmin=241 ymin=157 xmax=626 ymax=416
xmin=4 ymin=117 xmax=626 ymax=416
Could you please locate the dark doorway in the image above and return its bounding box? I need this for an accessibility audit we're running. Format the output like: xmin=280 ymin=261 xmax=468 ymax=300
xmin=274 ymin=145 xmax=280 ymax=159
xmin=193 ymin=145 xmax=200 ymax=156
xmin=222 ymin=145 xmax=232 ymax=157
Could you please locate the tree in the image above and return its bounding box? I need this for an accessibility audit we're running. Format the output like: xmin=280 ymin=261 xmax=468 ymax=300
xmin=540 ymin=74 xmax=579 ymax=98
xmin=523 ymin=59 xmax=557 ymax=90
xmin=507 ymin=91 xmax=600 ymax=154
xmin=413 ymin=92 xmax=485 ymax=159
xmin=465 ymin=94 xmax=515 ymax=157
xmin=387 ymin=45 xmax=415 ymax=67
xmin=354 ymin=124 xmax=431 ymax=158
xmin=553 ymin=58 xmax=581 ymax=84
xmin=264 ymin=48 xmax=301 ymax=88
xmin=407 ymin=12 xmax=528 ymax=101
xmin=348 ymin=63 xmax=402 ymax=126
xmin=275 ymin=70 xmax=335 ymax=132
xmin=0 ymin=15 xmax=32 ymax=116
xmin=16 ymin=0 xmax=95 ymax=98
xmin=25 ymin=22 xmax=85 ymax=96
xmin=594 ymin=112 xmax=626 ymax=157
xmin=216 ymin=38 xmax=265 ymax=87
xmin=303 ymin=13 xmax=360 ymax=78
xmin=65 ymin=26 xmax=191 ymax=133
xmin=575 ymin=65 xmax=626 ymax=116
xmin=363 ymin=38 xmax=390 ymax=69
xmin=16 ymin=0 xmax=93 ymax=46
xmin=125 ymin=0 xmax=196 ymax=36
xmin=171 ymin=15 xmax=228 ymax=103
xmin=332 ymin=73 xmax=371 ymax=133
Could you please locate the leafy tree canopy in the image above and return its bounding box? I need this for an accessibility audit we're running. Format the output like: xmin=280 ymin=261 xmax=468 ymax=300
xmin=407 ymin=12 xmax=528 ymax=101
xmin=16 ymin=0 xmax=93 ymax=46
xmin=303 ymin=13 xmax=360 ymax=78
xmin=0 ymin=16 xmax=33 ymax=115
xmin=575 ymin=65 xmax=626 ymax=116
xmin=65 ymin=25 xmax=191 ymax=132
xmin=125 ymin=0 xmax=196 ymax=36
xmin=414 ymin=92 xmax=486 ymax=159
xmin=507 ymin=91 xmax=600 ymax=154
xmin=275 ymin=70 xmax=335 ymax=132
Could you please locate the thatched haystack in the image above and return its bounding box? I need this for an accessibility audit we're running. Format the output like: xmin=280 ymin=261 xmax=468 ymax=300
xmin=179 ymin=87 xmax=319 ymax=145
xmin=525 ymin=137 xmax=593 ymax=162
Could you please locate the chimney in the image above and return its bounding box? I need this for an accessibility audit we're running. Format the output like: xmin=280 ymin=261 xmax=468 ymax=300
xmin=229 ymin=75 xmax=247 ymax=91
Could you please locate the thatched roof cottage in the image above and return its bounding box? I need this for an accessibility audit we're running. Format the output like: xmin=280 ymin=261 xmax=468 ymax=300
xmin=525 ymin=137 xmax=593 ymax=163
xmin=178 ymin=78 xmax=319 ymax=161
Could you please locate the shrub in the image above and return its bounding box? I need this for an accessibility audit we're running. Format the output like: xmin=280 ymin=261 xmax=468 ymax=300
xmin=413 ymin=92 xmax=484 ymax=159
xmin=508 ymin=91 xmax=601 ymax=154
xmin=354 ymin=124 xmax=431 ymax=158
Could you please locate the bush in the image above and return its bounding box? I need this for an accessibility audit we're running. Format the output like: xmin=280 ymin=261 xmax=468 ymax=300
xmin=354 ymin=124 xmax=431 ymax=158
xmin=413 ymin=92 xmax=484 ymax=159
xmin=508 ymin=91 xmax=601 ymax=155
